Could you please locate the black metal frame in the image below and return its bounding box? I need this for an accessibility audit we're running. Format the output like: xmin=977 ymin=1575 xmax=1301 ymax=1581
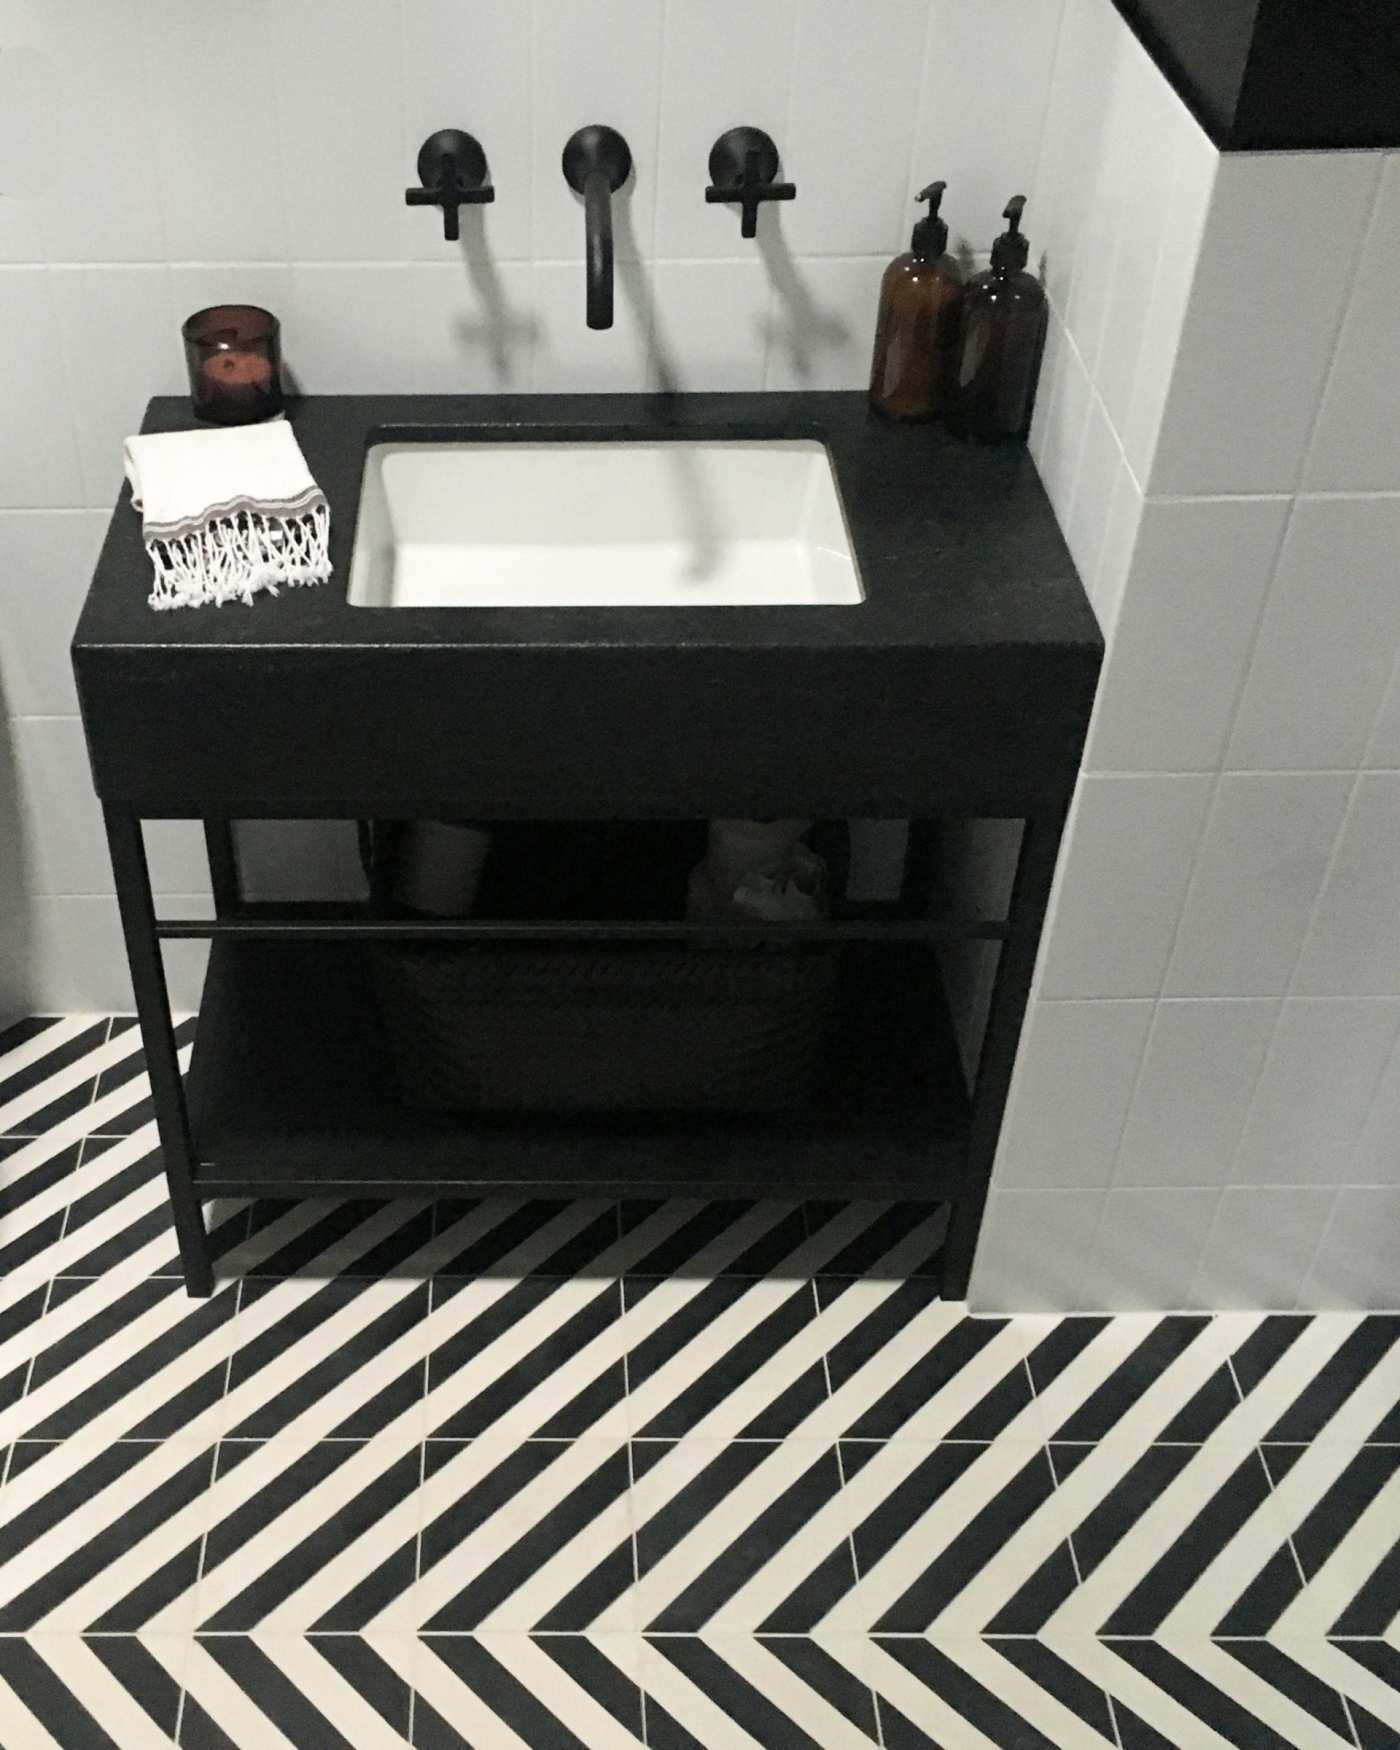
xmin=104 ymin=805 xmax=1065 ymax=1303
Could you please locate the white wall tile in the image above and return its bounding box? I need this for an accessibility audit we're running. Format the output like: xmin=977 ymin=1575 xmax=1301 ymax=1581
xmin=0 ymin=915 xmax=27 ymax=1027
xmin=272 ymin=0 xmax=406 ymax=262
xmin=1349 ymin=1032 xmax=1400 ymax=1186
xmin=967 ymin=1188 xmax=1106 ymax=1313
xmin=912 ymin=0 xmax=1063 ymax=257
xmin=1119 ymin=112 xmax=1216 ymax=484
xmin=1150 ymin=151 xmax=1383 ymax=495
xmin=992 ymin=998 xmax=1152 ymax=1189
xmin=1029 ymin=320 xmax=1091 ymax=525
xmin=1115 ymin=999 xmax=1276 ymax=1188
xmin=1062 ymin=392 xmax=1119 ymax=611
xmin=1296 ymin=775 xmax=1400 ymax=997
xmin=1232 ymin=999 xmax=1400 ymax=1187
xmin=159 ymin=909 xmax=211 ymax=1014
xmin=0 ymin=270 xmax=84 ymax=508
xmin=1091 ymin=35 xmax=1192 ymax=447
xmin=10 ymin=716 xmax=106 ymax=894
xmin=1191 ymin=1188 xmax=1334 ymax=1311
xmin=1369 ymin=658 xmax=1400 ymax=770
xmin=142 ymin=821 xmax=209 ymax=895
xmin=1165 ymin=774 xmax=1351 ymax=999
xmin=1027 ymin=309 xmax=1068 ymax=478
xmin=1085 ymin=448 xmax=1141 ymax=636
xmin=649 ymin=262 xmax=771 ymax=391
xmin=782 ymin=0 xmax=928 ymax=258
xmin=1031 ymin=0 xmax=1126 ymax=321
xmin=0 ymin=715 xmax=23 ymax=995
xmin=653 ymin=0 xmax=799 ymax=263
xmin=20 ymin=897 xmax=132 ymax=1012
xmin=34 ymin=0 xmax=163 ymax=263
xmin=1301 ymin=1189 xmax=1400 ymax=1311
xmin=1083 ymin=1187 xmax=1219 ymax=1309
xmin=762 ymin=256 xmax=887 ymax=390
xmin=1062 ymin=14 xmax=1173 ymax=392
xmin=531 ymin=0 xmax=664 ymax=263
xmin=1038 ymin=774 xmax=1212 ymax=999
xmin=287 ymin=266 xmax=424 ymax=393
xmin=1085 ymin=494 xmax=1289 ymax=773
xmin=141 ymin=0 xmax=287 ymax=262
xmin=1227 ymin=497 xmax=1400 ymax=772
xmin=0 ymin=36 xmax=54 ymax=263
xmin=1305 ymin=156 xmax=1400 ymax=494
xmin=50 ymin=267 xmax=185 ymax=509
xmin=413 ymin=260 xmax=537 ymax=393
xmin=6 ymin=893 xmax=208 ymax=1015
xmin=401 ymin=0 xmax=533 ymax=263
xmin=10 ymin=732 xmax=207 ymax=906
xmin=0 ymin=513 xmax=107 ymax=716
xmin=531 ymin=261 xmax=654 ymax=393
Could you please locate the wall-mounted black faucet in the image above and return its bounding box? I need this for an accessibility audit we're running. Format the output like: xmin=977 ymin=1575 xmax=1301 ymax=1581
xmin=405 ymin=129 xmax=494 ymax=242
xmin=705 ymin=127 xmax=795 ymax=238
xmin=562 ymin=125 xmax=632 ymax=330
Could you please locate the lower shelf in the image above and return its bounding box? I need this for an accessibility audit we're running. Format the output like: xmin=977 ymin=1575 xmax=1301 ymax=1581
xmin=186 ymin=940 xmax=971 ymax=1202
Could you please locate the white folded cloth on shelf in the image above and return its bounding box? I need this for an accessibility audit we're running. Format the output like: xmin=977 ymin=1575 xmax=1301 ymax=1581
xmin=124 ymin=421 xmax=331 ymax=611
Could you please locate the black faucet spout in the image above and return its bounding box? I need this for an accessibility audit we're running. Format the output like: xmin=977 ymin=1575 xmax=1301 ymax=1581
xmin=581 ymin=170 xmax=614 ymax=330
xmin=562 ymin=126 xmax=632 ymax=332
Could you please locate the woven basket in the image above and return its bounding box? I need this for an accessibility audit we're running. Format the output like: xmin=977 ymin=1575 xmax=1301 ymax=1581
xmin=370 ymin=942 xmax=838 ymax=1114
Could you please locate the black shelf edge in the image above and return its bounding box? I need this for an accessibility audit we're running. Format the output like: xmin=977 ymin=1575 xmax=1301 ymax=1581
xmin=185 ymin=939 xmax=970 ymax=1203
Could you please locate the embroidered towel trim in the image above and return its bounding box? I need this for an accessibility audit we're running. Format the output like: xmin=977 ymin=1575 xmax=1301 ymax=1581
xmin=123 ymin=421 xmax=332 ymax=611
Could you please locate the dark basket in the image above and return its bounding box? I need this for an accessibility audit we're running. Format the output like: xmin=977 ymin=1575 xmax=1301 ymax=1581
xmin=369 ymin=941 xmax=839 ymax=1114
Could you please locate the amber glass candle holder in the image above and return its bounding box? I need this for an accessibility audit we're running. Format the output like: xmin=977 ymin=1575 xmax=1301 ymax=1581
xmin=182 ymin=304 xmax=284 ymax=424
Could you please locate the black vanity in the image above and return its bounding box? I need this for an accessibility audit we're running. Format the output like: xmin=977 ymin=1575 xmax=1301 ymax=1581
xmin=73 ymin=392 xmax=1100 ymax=1299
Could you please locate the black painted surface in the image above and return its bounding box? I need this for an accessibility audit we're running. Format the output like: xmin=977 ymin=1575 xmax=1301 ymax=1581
xmin=186 ymin=939 xmax=970 ymax=1202
xmin=73 ymin=393 xmax=1099 ymax=817
xmin=1114 ymin=0 xmax=1259 ymax=144
xmin=1114 ymin=0 xmax=1400 ymax=151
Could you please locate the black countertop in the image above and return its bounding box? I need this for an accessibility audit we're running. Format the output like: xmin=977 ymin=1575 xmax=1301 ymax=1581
xmin=75 ymin=392 xmax=1098 ymax=657
xmin=73 ymin=392 xmax=1100 ymax=817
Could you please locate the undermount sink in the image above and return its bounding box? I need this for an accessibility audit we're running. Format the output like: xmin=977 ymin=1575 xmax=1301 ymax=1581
xmin=346 ymin=437 xmax=864 ymax=608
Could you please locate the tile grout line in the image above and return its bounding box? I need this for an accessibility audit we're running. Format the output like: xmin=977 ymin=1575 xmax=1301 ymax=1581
xmin=15 ymin=1276 xmax=59 ymax=1411
xmin=1254 ymin=1433 xmax=1313 ymax=1604
xmin=1338 ymin=1690 xmax=1366 ymax=1750
xmin=824 ymin=1279 xmax=865 ymax=1598
xmin=1239 ymin=1349 xmax=1359 ymax=1739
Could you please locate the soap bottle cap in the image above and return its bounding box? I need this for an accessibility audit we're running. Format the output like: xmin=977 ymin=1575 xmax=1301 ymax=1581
xmin=911 ymin=181 xmax=948 ymax=258
xmin=991 ymin=194 xmax=1030 ymax=271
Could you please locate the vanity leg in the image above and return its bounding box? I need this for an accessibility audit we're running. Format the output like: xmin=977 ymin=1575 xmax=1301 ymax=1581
xmin=943 ymin=806 xmax=1067 ymax=1302
xmin=204 ymin=819 xmax=241 ymax=916
xmin=104 ymin=806 xmax=213 ymax=1298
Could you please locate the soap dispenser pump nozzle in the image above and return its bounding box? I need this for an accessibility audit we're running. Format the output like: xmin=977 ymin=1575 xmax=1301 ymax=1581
xmin=912 ymin=180 xmax=949 ymax=257
xmin=991 ymin=194 xmax=1030 ymax=272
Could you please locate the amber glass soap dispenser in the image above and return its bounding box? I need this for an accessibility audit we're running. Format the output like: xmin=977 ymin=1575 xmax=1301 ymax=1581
xmin=869 ymin=181 xmax=964 ymax=421
xmin=950 ymin=195 xmax=1048 ymax=442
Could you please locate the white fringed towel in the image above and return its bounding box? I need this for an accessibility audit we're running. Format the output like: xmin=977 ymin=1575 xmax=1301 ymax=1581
xmin=124 ymin=422 xmax=331 ymax=611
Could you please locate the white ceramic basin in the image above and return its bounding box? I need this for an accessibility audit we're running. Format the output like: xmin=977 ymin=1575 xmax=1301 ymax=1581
xmin=346 ymin=438 xmax=863 ymax=608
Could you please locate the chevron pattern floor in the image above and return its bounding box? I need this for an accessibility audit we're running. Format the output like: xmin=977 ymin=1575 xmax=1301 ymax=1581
xmin=0 ymin=1014 xmax=1396 ymax=1747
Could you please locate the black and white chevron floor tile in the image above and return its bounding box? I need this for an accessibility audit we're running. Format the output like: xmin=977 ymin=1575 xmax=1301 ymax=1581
xmin=0 ymin=1013 xmax=1397 ymax=1748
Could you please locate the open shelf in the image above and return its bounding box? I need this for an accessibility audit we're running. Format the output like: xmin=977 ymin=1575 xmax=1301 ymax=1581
xmin=186 ymin=939 xmax=971 ymax=1203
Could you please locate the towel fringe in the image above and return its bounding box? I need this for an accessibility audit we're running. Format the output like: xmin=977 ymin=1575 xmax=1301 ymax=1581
xmin=146 ymin=501 xmax=331 ymax=611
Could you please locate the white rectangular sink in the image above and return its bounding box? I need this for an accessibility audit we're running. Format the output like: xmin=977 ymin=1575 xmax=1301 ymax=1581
xmin=346 ymin=438 xmax=863 ymax=608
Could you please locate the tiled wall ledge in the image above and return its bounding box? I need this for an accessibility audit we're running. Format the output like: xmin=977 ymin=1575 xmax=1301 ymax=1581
xmin=972 ymin=0 xmax=1400 ymax=1311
